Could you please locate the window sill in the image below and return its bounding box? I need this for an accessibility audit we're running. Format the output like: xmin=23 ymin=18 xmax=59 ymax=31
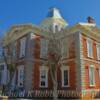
xmin=97 ymin=59 xmax=100 ymax=61
xmin=39 ymin=86 xmax=48 ymax=88
xmin=87 ymin=56 xmax=94 ymax=59
xmin=19 ymin=55 xmax=25 ymax=59
xmin=89 ymin=85 xmax=95 ymax=87
xmin=62 ymin=85 xmax=70 ymax=88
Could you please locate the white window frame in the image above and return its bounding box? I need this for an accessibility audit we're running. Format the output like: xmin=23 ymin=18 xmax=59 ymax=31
xmin=19 ymin=37 xmax=26 ymax=58
xmin=89 ymin=65 xmax=95 ymax=86
xmin=96 ymin=45 xmax=100 ymax=60
xmin=61 ymin=66 xmax=70 ymax=87
xmin=17 ymin=65 xmax=24 ymax=87
xmin=12 ymin=42 xmax=17 ymax=58
xmin=98 ymin=68 xmax=100 ymax=80
xmin=87 ymin=38 xmax=93 ymax=58
xmin=40 ymin=38 xmax=48 ymax=58
xmin=39 ymin=66 xmax=48 ymax=88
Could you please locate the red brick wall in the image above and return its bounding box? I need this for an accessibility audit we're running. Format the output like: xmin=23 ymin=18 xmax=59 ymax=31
xmin=68 ymin=34 xmax=76 ymax=59
xmin=82 ymin=33 xmax=98 ymax=60
xmin=81 ymin=33 xmax=100 ymax=89
xmin=32 ymin=35 xmax=76 ymax=90
xmin=33 ymin=62 xmax=40 ymax=89
xmin=33 ymin=62 xmax=76 ymax=90
xmin=32 ymin=35 xmax=40 ymax=90
xmin=84 ymin=60 xmax=100 ymax=89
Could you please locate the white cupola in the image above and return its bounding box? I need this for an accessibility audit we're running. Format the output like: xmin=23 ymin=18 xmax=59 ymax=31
xmin=40 ymin=7 xmax=68 ymax=33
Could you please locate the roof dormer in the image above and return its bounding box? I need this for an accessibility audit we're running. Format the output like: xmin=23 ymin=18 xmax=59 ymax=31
xmin=40 ymin=7 xmax=68 ymax=33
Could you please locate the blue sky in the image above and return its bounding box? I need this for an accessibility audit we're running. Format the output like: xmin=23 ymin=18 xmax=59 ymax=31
xmin=0 ymin=0 xmax=100 ymax=36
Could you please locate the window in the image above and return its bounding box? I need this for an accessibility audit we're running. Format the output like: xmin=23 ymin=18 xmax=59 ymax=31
xmin=87 ymin=38 xmax=93 ymax=58
xmin=61 ymin=66 xmax=69 ymax=87
xmin=62 ymin=38 xmax=69 ymax=58
xmin=89 ymin=65 xmax=95 ymax=86
xmin=0 ymin=48 xmax=3 ymax=57
xmin=12 ymin=42 xmax=17 ymax=58
xmin=18 ymin=65 xmax=24 ymax=87
xmin=0 ymin=65 xmax=4 ymax=70
xmin=0 ymin=71 xmax=2 ymax=85
xmin=96 ymin=45 xmax=100 ymax=60
xmin=19 ymin=37 xmax=26 ymax=58
xmin=40 ymin=68 xmax=48 ymax=87
xmin=0 ymin=64 xmax=4 ymax=85
xmin=40 ymin=39 xmax=48 ymax=58
xmin=3 ymin=48 xmax=8 ymax=57
xmin=98 ymin=68 xmax=100 ymax=80
xmin=55 ymin=25 xmax=59 ymax=32
xmin=13 ymin=48 xmax=16 ymax=58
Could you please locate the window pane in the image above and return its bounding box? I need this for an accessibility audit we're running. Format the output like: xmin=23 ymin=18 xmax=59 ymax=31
xmin=41 ymin=81 xmax=45 ymax=86
xmin=0 ymin=65 xmax=4 ymax=70
xmin=0 ymin=48 xmax=3 ymax=56
xmin=20 ymin=37 xmax=26 ymax=57
xmin=40 ymin=39 xmax=48 ymax=58
xmin=40 ymin=69 xmax=47 ymax=87
xmin=87 ymin=39 xmax=93 ymax=57
xmin=89 ymin=66 xmax=95 ymax=85
xmin=41 ymin=75 xmax=46 ymax=79
xmin=18 ymin=65 xmax=24 ymax=87
xmin=99 ymin=68 xmax=100 ymax=80
xmin=97 ymin=45 xmax=100 ymax=60
xmin=64 ymin=70 xmax=68 ymax=86
xmin=0 ymin=71 xmax=2 ymax=84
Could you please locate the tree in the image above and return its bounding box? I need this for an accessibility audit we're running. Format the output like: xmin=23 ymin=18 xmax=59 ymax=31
xmin=1 ymin=39 xmax=16 ymax=91
xmin=47 ymin=31 xmax=62 ymax=100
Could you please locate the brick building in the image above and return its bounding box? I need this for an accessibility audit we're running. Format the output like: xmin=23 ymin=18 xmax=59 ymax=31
xmin=2 ymin=7 xmax=100 ymax=97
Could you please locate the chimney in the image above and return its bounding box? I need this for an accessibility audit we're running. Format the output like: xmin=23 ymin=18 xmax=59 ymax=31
xmin=87 ymin=16 xmax=95 ymax=24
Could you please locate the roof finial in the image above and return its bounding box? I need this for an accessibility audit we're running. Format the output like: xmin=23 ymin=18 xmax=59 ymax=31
xmin=87 ymin=16 xmax=95 ymax=24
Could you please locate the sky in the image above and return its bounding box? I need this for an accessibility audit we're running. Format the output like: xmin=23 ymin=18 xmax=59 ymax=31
xmin=0 ymin=0 xmax=100 ymax=36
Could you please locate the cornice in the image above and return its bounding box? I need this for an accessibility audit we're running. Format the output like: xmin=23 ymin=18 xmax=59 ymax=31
xmin=64 ymin=24 xmax=100 ymax=42
xmin=3 ymin=24 xmax=41 ymax=46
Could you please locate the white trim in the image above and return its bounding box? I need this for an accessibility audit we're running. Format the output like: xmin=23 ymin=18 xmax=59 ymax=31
xmin=39 ymin=66 xmax=48 ymax=88
xmin=61 ymin=66 xmax=70 ymax=87
xmin=40 ymin=38 xmax=48 ymax=58
xmin=78 ymin=22 xmax=96 ymax=27
xmin=17 ymin=65 xmax=24 ymax=87
xmin=96 ymin=44 xmax=100 ymax=60
xmin=87 ymin=38 xmax=93 ymax=58
xmin=19 ymin=37 xmax=26 ymax=58
xmin=80 ymin=58 xmax=100 ymax=64
xmin=89 ymin=65 xmax=95 ymax=86
xmin=98 ymin=68 xmax=100 ymax=81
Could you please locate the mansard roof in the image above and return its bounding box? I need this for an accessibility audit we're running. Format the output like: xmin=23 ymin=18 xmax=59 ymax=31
xmin=46 ymin=7 xmax=62 ymax=18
